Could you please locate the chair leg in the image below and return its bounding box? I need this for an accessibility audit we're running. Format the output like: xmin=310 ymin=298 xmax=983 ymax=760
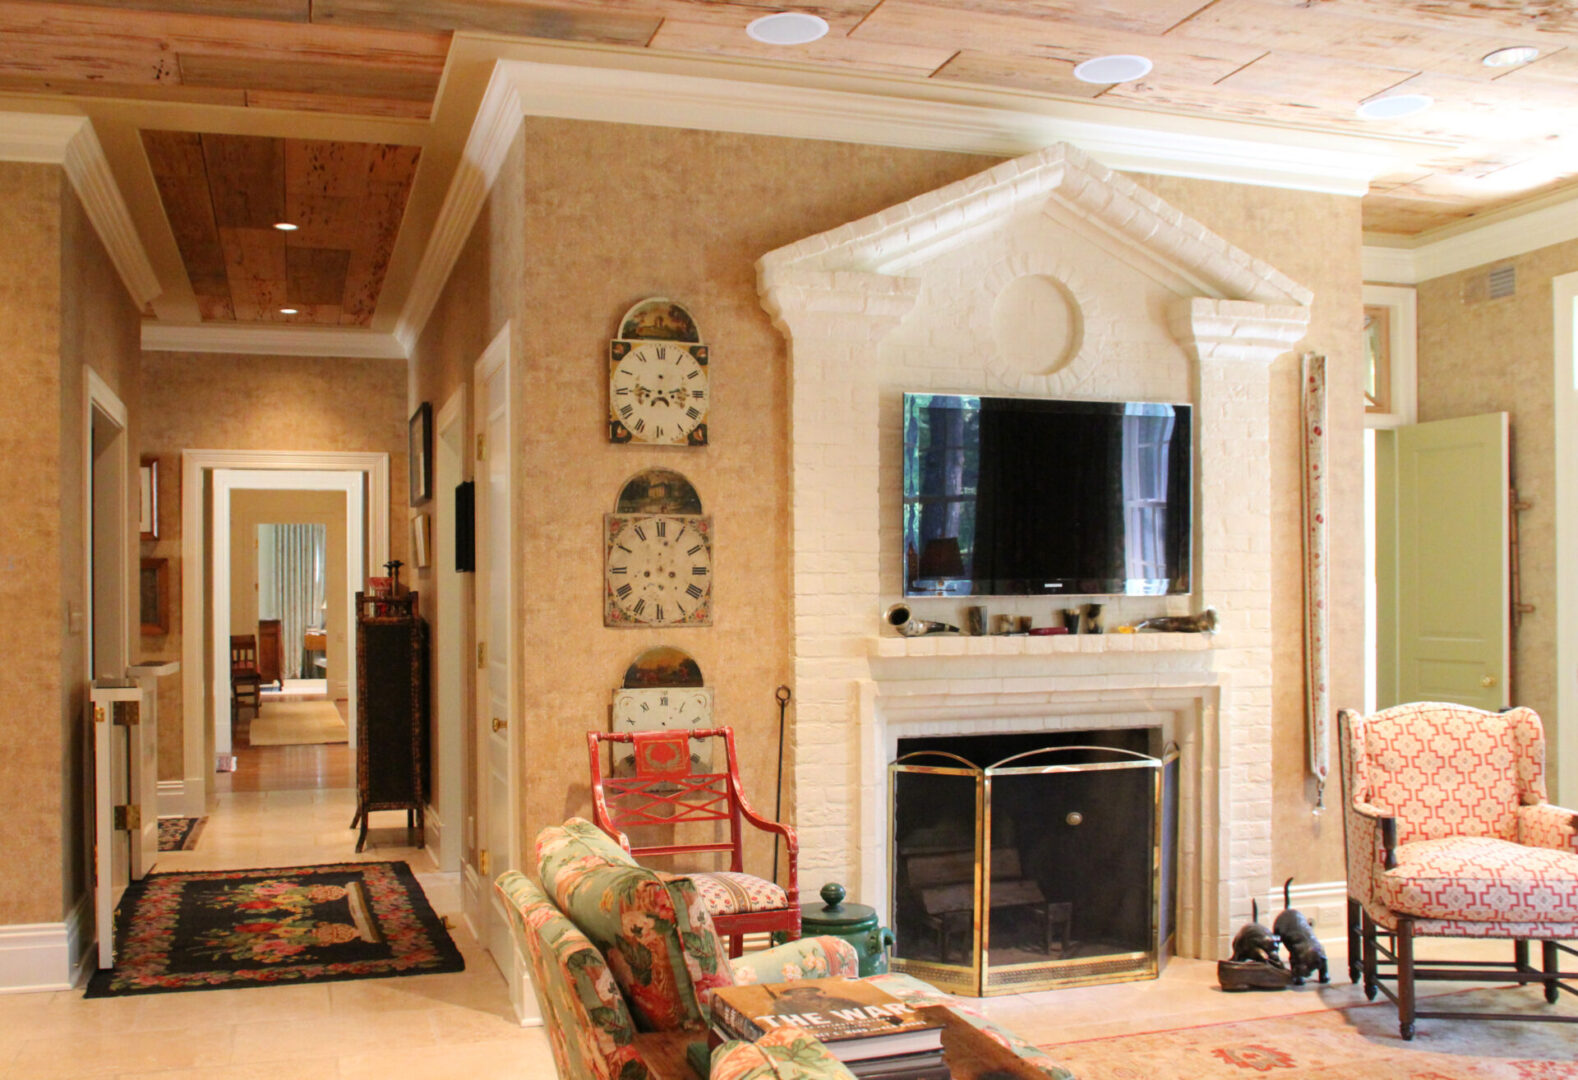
xmin=1347 ymin=898 xmax=1362 ymax=984
xmin=1397 ymin=920 xmax=1416 ymax=1041
xmin=1544 ymin=940 xmax=1561 ymax=1005
xmin=728 ymin=934 xmax=743 ymax=960
xmin=1361 ymin=910 xmax=1379 ymax=1001
xmin=1515 ymin=938 xmax=1530 ymax=974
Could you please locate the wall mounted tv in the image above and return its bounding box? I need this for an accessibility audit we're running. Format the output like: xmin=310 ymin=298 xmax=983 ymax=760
xmin=902 ymin=394 xmax=1192 ymax=597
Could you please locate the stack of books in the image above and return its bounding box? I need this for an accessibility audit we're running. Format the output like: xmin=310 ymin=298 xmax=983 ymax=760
xmin=710 ymin=977 xmax=950 ymax=1080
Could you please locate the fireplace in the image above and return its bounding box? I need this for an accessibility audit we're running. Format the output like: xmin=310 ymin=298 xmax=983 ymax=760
xmin=888 ymin=729 xmax=1178 ymax=995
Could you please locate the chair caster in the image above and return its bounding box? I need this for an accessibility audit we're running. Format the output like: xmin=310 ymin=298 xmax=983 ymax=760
xmin=1399 ymin=1022 xmax=1415 ymax=1041
xmin=1547 ymin=983 xmax=1560 ymax=1004
xmin=1348 ymin=963 xmax=1360 ymax=984
xmin=1364 ymin=981 xmax=1378 ymax=1001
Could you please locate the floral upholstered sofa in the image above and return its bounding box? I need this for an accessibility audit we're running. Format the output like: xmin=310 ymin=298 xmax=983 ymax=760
xmin=495 ymin=817 xmax=1074 ymax=1080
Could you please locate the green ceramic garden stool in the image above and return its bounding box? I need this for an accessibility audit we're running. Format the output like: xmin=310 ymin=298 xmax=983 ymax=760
xmin=777 ymin=882 xmax=895 ymax=977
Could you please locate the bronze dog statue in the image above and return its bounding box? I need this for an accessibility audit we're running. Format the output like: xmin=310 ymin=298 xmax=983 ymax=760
xmin=1273 ymin=878 xmax=1329 ymax=985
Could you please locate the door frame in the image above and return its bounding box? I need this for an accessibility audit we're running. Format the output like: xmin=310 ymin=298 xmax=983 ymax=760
xmin=84 ymin=367 xmax=129 ymax=686
xmin=179 ymin=450 xmax=388 ymax=814
xmin=1554 ymin=270 xmax=1578 ymax=808
xmin=431 ymin=385 xmax=469 ymax=872
xmin=210 ymin=469 xmax=365 ymax=759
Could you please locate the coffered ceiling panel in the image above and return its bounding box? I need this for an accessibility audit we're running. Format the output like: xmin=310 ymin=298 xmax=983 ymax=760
xmin=141 ymin=130 xmax=420 ymax=325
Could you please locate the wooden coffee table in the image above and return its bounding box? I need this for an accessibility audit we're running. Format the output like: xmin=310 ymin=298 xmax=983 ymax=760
xmin=634 ymin=1004 xmax=1048 ymax=1079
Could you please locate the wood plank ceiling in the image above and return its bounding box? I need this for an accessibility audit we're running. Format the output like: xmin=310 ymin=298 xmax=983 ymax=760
xmin=141 ymin=132 xmax=420 ymax=324
xmin=5 ymin=0 xmax=1578 ymax=322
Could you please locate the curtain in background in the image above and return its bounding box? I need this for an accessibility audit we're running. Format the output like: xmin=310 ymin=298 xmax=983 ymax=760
xmin=269 ymin=523 xmax=326 ymax=680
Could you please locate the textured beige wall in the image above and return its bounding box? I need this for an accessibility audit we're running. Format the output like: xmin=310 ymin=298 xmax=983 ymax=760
xmin=409 ymin=127 xmax=527 ymax=868
xmin=1136 ymin=176 xmax=1365 ymax=889
xmin=59 ymin=179 xmax=144 ymax=918
xmin=0 ymin=166 xmax=140 ymax=925
xmin=507 ymin=118 xmax=1000 ymax=878
xmin=0 ymin=164 xmax=66 ymax=924
xmin=1416 ymin=238 xmax=1578 ymax=792
xmin=140 ymin=353 xmax=409 ymax=780
xmin=229 ymin=490 xmax=348 ymax=695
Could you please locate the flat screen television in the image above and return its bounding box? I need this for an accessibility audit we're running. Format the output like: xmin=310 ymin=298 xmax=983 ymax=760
xmin=902 ymin=394 xmax=1192 ymax=597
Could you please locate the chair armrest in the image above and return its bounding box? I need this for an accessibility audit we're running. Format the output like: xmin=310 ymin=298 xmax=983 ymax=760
xmin=1350 ymin=799 xmax=1399 ymax=869
xmin=725 ymin=936 xmax=859 ymax=986
xmin=1518 ymin=802 xmax=1578 ymax=853
xmin=712 ymin=1026 xmax=858 ymax=1080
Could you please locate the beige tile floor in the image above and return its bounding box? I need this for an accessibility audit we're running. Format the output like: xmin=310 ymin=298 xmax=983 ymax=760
xmin=0 ymin=784 xmax=1551 ymax=1079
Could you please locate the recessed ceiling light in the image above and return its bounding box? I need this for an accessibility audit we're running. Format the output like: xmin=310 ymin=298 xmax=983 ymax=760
xmin=745 ymin=12 xmax=829 ymax=46
xmin=1072 ymin=54 xmax=1153 ymax=84
xmin=1482 ymin=45 xmax=1539 ymax=67
xmin=273 ymin=222 xmax=298 ymax=231
xmin=1356 ymin=93 xmax=1434 ymax=120
xmin=279 ymin=307 xmax=299 ymax=315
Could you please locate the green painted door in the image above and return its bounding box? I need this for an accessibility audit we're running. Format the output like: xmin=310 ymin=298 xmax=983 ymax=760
xmin=1376 ymin=413 xmax=1509 ymax=710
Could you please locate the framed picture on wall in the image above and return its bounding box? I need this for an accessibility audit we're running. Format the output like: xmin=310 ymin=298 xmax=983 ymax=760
xmin=411 ymin=512 xmax=431 ymax=569
xmin=139 ymin=456 xmax=158 ymax=540
xmin=408 ymin=402 xmax=432 ymax=506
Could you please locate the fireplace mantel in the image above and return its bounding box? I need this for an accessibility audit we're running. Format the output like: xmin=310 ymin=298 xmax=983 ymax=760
xmin=868 ymin=632 xmax=1212 ymax=659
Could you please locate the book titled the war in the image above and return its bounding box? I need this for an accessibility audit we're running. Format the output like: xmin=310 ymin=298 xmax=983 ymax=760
xmin=710 ymin=977 xmax=945 ymax=1062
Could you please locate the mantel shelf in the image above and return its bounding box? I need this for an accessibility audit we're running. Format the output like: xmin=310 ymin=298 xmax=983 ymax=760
xmin=867 ymin=632 xmax=1213 ymax=659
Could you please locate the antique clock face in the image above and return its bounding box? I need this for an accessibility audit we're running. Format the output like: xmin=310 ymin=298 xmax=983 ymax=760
xmin=609 ymin=687 xmax=716 ymax=776
xmin=609 ymin=341 xmax=710 ymax=446
xmin=604 ymin=513 xmax=713 ymax=626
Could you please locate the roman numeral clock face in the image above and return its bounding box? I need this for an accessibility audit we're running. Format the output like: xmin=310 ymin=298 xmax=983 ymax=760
xmin=604 ymin=514 xmax=713 ymax=626
xmin=609 ymin=341 xmax=709 ymax=446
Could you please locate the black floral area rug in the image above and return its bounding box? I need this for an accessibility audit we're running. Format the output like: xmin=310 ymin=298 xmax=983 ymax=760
xmin=86 ymin=861 xmax=463 ymax=997
xmin=157 ymin=816 xmax=205 ymax=851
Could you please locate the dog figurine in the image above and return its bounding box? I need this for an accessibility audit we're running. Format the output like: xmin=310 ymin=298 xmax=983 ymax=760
xmin=1230 ymin=899 xmax=1283 ymax=967
xmin=1273 ymin=877 xmax=1329 ymax=985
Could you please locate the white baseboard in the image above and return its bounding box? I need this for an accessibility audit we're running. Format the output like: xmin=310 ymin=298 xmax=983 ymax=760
xmin=423 ymin=804 xmax=459 ymax=873
xmin=1258 ymin=878 xmax=1348 ymax=943
xmin=0 ymin=890 xmax=93 ymax=994
xmin=157 ymin=777 xmax=206 ymax=819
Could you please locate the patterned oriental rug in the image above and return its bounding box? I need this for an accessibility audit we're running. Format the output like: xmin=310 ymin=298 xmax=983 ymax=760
xmin=157 ymin=816 xmax=205 ymax=851
xmin=86 ymin=861 xmax=463 ymax=997
xmin=1041 ymin=989 xmax=1578 ymax=1079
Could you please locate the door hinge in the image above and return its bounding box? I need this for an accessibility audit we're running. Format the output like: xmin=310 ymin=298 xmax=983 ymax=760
xmin=477 ymin=641 xmax=486 ymax=668
xmin=113 ymin=804 xmax=142 ymax=831
xmin=479 ymin=849 xmax=491 ymax=877
xmin=93 ymin=703 xmax=106 ymax=724
xmin=113 ymin=701 xmax=140 ymax=726
xmin=476 ymin=433 xmax=487 ymax=461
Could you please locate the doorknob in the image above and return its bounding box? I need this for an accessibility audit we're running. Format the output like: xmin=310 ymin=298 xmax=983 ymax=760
xmin=1481 ymin=675 xmax=1498 ymax=689
xmin=491 ymin=717 xmax=507 ymax=732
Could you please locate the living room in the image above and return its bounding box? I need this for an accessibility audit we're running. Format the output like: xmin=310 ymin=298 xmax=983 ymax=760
xmin=3 ymin=3 xmax=1578 ymax=1077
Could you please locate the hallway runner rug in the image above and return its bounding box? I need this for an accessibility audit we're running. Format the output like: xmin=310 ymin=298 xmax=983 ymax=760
xmin=1039 ymin=987 xmax=1578 ymax=1079
xmin=156 ymin=816 xmax=205 ymax=851
xmin=86 ymin=861 xmax=463 ymax=997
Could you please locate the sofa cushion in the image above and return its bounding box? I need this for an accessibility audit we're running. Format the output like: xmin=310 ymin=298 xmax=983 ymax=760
xmin=536 ymin=816 xmax=638 ymax=886
xmin=728 ymin=936 xmax=859 ymax=986
xmin=539 ymin=828 xmax=732 ymax=1033
xmin=494 ymin=870 xmax=650 ymax=1080
xmin=711 ymin=1026 xmax=857 ymax=1080
xmin=1377 ymin=834 xmax=1578 ymax=922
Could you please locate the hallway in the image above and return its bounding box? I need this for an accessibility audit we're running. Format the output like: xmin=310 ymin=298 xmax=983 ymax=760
xmin=0 ymin=762 xmax=556 ymax=1079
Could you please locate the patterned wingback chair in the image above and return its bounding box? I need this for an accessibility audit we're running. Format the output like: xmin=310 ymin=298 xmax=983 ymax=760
xmin=1338 ymin=702 xmax=1578 ymax=1040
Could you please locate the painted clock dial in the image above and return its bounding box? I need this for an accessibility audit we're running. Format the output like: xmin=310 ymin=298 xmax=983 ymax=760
xmin=610 ymin=341 xmax=710 ymax=446
xmin=604 ymin=513 xmax=713 ymax=626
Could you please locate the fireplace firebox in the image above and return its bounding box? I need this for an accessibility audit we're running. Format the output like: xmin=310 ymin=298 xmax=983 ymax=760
xmin=888 ymin=728 xmax=1178 ymax=995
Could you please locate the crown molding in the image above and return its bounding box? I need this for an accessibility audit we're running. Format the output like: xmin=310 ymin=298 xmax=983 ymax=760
xmin=142 ymin=322 xmax=406 ymax=359
xmin=395 ymin=49 xmax=1431 ymax=349
xmin=0 ymin=111 xmax=161 ymax=309
xmin=1365 ymin=187 xmax=1578 ymax=284
xmin=395 ymin=65 xmax=524 ymax=352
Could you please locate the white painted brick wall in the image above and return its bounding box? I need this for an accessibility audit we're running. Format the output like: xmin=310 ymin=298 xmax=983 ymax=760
xmin=760 ymin=142 xmax=1309 ymax=959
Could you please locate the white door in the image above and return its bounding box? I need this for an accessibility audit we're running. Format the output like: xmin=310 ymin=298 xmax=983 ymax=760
xmin=91 ymin=684 xmax=139 ymax=968
xmin=472 ymin=327 xmax=522 ymax=1007
xmin=1376 ymin=413 xmax=1510 ymax=710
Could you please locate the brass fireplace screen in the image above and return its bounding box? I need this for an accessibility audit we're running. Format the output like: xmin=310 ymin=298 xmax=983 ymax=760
xmin=889 ymin=740 xmax=1179 ymax=996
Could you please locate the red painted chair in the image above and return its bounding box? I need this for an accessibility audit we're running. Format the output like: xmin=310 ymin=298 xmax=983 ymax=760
xmin=587 ymin=726 xmax=799 ymax=958
xmin=1339 ymin=702 xmax=1578 ymax=1039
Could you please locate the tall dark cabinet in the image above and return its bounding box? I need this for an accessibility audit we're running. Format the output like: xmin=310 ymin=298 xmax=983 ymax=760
xmin=353 ymin=589 xmax=428 ymax=853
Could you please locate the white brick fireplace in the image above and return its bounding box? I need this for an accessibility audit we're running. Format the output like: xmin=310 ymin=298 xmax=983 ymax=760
xmin=757 ymin=144 xmax=1312 ymax=960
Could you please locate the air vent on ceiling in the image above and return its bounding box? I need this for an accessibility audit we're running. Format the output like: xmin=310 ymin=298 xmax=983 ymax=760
xmin=1463 ymin=263 xmax=1516 ymax=304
